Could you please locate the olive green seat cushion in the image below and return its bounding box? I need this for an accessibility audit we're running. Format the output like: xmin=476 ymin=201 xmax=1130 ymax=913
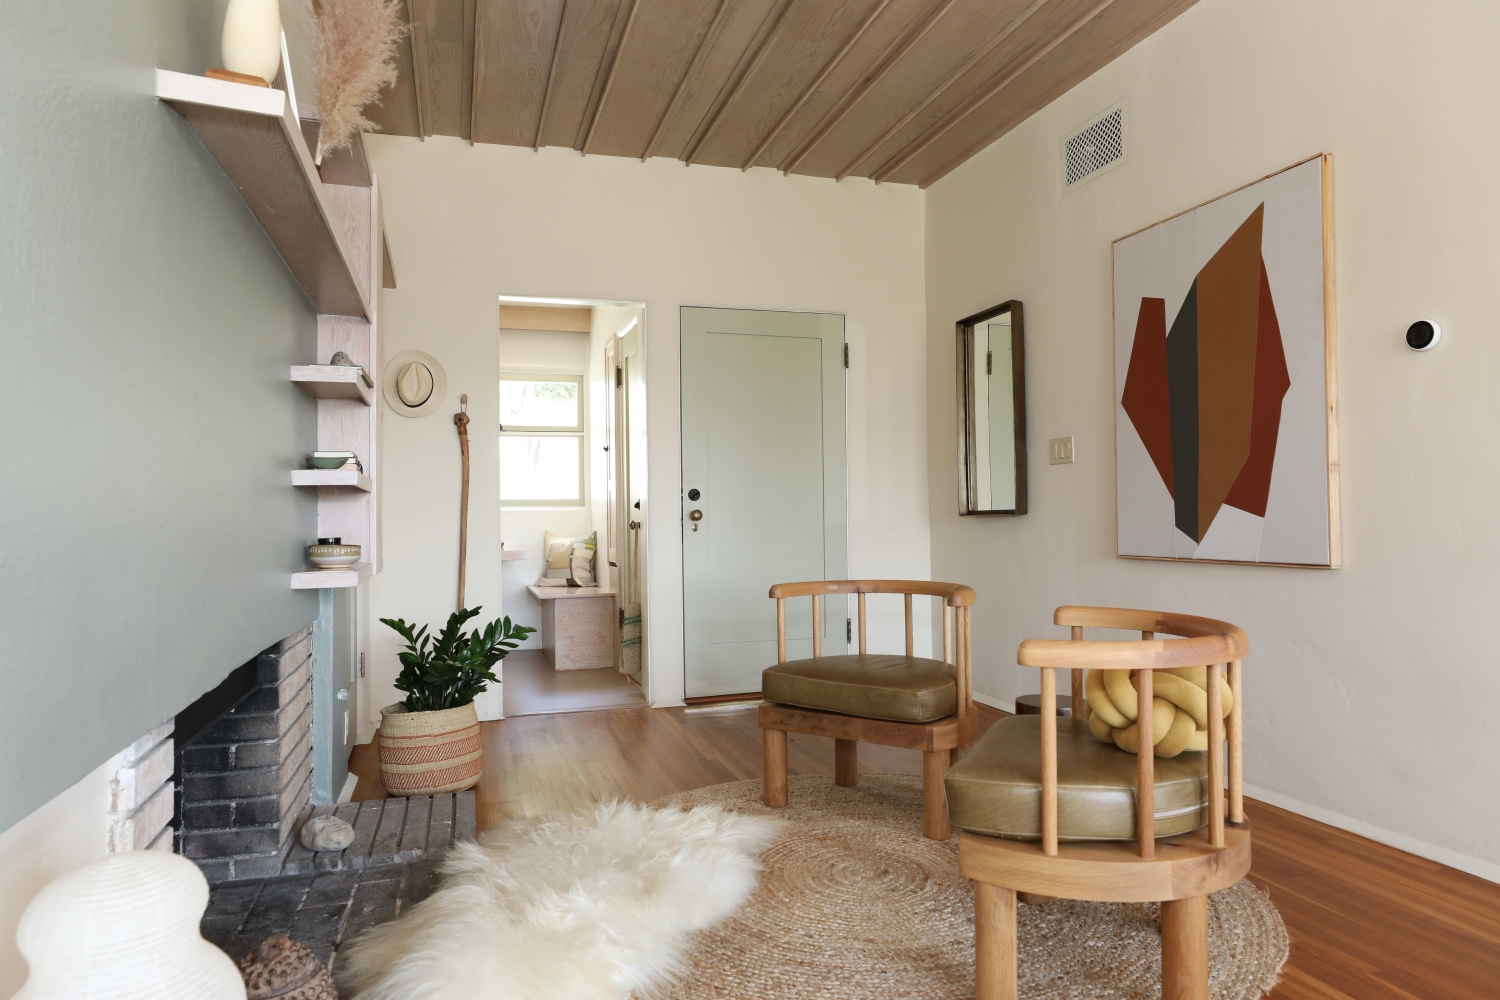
xmin=761 ymin=655 xmax=958 ymax=724
xmin=944 ymin=716 xmax=1209 ymax=841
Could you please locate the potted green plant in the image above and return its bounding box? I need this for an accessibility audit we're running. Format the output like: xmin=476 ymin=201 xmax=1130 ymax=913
xmin=376 ymin=607 xmax=534 ymax=796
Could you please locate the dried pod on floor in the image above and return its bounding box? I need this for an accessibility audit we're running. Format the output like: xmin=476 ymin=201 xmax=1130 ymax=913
xmin=239 ymin=934 xmax=339 ymax=1000
xmin=300 ymin=814 xmax=357 ymax=852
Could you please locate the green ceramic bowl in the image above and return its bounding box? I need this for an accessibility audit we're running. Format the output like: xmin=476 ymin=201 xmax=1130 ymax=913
xmin=307 ymin=455 xmax=351 ymax=470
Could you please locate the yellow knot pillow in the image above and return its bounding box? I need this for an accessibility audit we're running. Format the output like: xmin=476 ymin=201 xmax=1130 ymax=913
xmin=1083 ymin=667 xmax=1232 ymax=758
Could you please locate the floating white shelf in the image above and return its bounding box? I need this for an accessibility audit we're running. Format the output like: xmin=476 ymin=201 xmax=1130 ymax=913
xmin=501 ymin=549 xmax=527 ymax=561
xmin=291 ymin=365 xmax=373 ymax=404
xmin=155 ymin=69 xmax=372 ymax=320
xmin=292 ymin=562 xmax=371 ymax=590
xmin=292 ymin=469 xmax=373 ymax=491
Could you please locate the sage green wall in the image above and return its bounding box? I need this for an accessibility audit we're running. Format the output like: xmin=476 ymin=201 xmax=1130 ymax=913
xmin=0 ymin=0 xmax=320 ymax=834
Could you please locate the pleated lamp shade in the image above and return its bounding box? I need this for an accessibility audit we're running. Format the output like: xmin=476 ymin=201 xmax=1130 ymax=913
xmin=13 ymin=850 xmax=245 ymax=999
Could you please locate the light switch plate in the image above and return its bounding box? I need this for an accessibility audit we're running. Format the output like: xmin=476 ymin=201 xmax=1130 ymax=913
xmin=1049 ymin=436 xmax=1075 ymax=465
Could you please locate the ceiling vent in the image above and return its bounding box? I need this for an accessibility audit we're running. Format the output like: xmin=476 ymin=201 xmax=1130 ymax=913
xmin=1061 ymin=103 xmax=1125 ymax=192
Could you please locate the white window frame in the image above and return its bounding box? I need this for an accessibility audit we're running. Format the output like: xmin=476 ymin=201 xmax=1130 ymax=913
xmin=499 ymin=372 xmax=586 ymax=508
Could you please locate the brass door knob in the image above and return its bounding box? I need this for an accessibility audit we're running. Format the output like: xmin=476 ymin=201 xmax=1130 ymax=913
xmin=689 ymin=509 xmax=703 ymax=521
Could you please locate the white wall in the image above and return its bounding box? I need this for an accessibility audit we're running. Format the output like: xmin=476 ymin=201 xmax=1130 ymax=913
xmin=925 ymin=0 xmax=1500 ymax=878
xmin=0 ymin=761 xmax=110 ymax=994
xmin=366 ymin=137 xmax=929 ymax=709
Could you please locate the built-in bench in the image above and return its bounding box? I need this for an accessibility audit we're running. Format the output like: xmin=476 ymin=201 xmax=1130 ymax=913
xmin=527 ymin=585 xmax=617 ymax=671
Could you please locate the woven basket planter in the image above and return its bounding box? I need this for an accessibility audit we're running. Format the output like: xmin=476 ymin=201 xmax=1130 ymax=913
xmin=377 ymin=702 xmax=483 ymax=797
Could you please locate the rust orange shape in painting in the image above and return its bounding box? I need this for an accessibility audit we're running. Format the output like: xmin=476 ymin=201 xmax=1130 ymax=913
xmin=1121 ymin=203 xmax=1290 ymax=543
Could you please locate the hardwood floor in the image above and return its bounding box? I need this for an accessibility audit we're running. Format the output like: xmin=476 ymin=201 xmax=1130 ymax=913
xmin=350 ymin=703 xmax=1500 ymax=999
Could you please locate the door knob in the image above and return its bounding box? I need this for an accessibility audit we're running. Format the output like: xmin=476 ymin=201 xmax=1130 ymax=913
xmin=689 ymin=510 xmax=703 ymax=521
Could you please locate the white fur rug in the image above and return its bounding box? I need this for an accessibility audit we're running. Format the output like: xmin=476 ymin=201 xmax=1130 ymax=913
xmin=336 ymin=801 xmax=786 ymax=1000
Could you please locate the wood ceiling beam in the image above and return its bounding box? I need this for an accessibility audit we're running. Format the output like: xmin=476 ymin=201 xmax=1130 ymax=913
xmin=740 ymin=0 xmax=895 ymax=172
xmin=408 ymin=0 xmax=433 ymax=137
xmin=779 ymin=0 xmax=957 ymax=175
xmin=683 ymin=0 xmax=799 ymax=167
xmin=835 ymin=0 xmax=1049 ymax=182
xmin=642 ymin=0 xmax=732 ymax=161
xmin=580 ymin=0 xmax=641 ymax=154
xmin=872 ymin=0 xmax=1115 ymax=183
xmin=535 ymin=0 xmax=571 ymax=149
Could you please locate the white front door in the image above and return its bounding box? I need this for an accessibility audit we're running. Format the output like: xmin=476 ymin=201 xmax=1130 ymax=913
xmin=680 ymin=307 xmax=847 ymax=698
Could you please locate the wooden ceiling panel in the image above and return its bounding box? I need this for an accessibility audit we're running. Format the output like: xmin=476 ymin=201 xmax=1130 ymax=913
xmin=686 ymin=0 xmax=877 ymax=168
xmin=472 ymin=0 xmax=565 ymax=146
xmin=887 ymin=0 xmax=1197 ymax=186
xmin=747 ymin=0 xmax=936 ymax=169
xmin=782 ymin=0 xmax=1035 ymax=178
xmin=645 ymin=0 xmax=784 ymax=160
xmin=422 ymin=0 xmax=476 ymax=139
xmin=373 ymin=0 xmax=1199 ymax=183
xmin=583 ymin=0 xmax=723 ymax=157
xmin=534 ymin=0 xmax=627 ymax=148
xmin=362 ymin=0 xmax=422 ymax=138
xmin=855 ymin=0 xmax=1111 ymax=180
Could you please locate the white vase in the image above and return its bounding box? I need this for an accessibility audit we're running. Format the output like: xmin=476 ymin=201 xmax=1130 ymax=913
xmin=13 ymin=851 xmax=246 ymax=1000
xmin=221 ymin=0 xmax=282 ymax=83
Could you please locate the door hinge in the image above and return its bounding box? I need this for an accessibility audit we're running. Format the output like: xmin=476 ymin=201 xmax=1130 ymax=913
xmin=986 ymin=350 xmax=993 ymax=375
xmin=846 ymin=618 xmax=852 ymax=643
xmin=843 ymin=343 xmax=849 ymax=368
xmin=615 ymin=365 xmax=623 ymax=387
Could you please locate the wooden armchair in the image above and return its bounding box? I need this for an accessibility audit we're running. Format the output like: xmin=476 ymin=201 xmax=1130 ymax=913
xmin=946 ymin=607 xmax=1249 ymax=1000
xmin=760 ymin=580 xmax=976 ymax=840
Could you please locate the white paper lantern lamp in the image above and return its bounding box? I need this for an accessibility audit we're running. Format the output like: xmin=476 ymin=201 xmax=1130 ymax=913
xmin=13 ymin=850 xmax=246 ymax=1000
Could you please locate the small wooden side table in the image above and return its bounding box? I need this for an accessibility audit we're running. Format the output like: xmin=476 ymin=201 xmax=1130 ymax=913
xmin=526 ymin=585 xmax=617 ymax=671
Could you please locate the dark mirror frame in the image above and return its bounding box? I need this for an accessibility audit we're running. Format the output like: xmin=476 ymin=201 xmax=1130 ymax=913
xmin=956 ymin=300 xmax=1027 ymax=516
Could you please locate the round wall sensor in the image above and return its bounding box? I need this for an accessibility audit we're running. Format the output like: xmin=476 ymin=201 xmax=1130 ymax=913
xmin=1405 ymin=320 xmax=1441 ymax=351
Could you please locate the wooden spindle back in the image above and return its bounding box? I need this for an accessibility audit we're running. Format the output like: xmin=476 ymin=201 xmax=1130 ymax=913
xmin=1018 ymin=607 xmax=1248 ymax=859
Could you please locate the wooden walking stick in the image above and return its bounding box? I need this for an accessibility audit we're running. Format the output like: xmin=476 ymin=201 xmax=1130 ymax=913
xmin=454 ymin=393 xmax=470 ymax=611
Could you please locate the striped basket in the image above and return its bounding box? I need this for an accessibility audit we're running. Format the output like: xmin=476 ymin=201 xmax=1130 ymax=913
xmin=377 ymin=702 xmax=483 ymax=797
xmin=620 ymin=602 xmax=642 ymax=676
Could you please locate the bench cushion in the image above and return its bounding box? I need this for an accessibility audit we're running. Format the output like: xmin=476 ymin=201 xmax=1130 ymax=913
xmin=945 ymin=716 xmax=1209 ymax=841
xmin=762 ymin=655 xmax=957 ymax=723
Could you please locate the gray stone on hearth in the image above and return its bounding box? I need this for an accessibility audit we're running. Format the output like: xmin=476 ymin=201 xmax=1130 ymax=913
xmin=301 ymin=815 xmax=356 ymax=852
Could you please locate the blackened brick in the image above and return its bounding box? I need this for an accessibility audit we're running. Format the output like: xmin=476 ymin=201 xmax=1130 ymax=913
xmin=230 ymin=853 xmax=286 ymax=880
xmin=181 ymin=744 xmax=232 ymax=772
xmin=233 ymin=796 xmax=281 ymax=827
xmin=181 ymin=826 xmax=281 ymax=859
xmin=231 ymin=740 xmax=281 ymax=769
xmin=182 ymin=800 xmax=235 ymax=829
xmin=192 ymin=858 xmax=234 ymax=883
xmin=200 ymin=712 xmax=279 ymax=743
xmin=183 ymin=768 xmax=280 ymax=801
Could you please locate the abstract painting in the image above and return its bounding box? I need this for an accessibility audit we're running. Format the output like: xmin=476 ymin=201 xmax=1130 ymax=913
xmin=1113 ymin=155 xmax=1339 ymax=567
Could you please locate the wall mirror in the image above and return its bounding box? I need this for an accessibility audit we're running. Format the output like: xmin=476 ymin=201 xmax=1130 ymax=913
xmin=957 ymin=301 xmax=1027 ymax=515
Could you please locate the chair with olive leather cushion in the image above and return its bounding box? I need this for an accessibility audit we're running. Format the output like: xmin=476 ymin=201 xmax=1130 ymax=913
xmin=760 ymin=581 xmax=976 ymax=840
xmin=952 ymin=606 xmax=1251 ymax=1000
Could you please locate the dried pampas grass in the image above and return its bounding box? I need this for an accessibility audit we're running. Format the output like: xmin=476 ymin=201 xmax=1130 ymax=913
xmin=309 ymin=0 xmax=408 ymax=164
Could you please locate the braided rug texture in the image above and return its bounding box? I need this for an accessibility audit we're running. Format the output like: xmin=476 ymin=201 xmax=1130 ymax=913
xmin=651 ymin=774 xmax=1287 ymax=1000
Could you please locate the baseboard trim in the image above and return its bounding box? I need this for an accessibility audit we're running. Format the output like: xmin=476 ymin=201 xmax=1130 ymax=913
xmin=973 ymin=692 xmax=1016 ymax=714
xmin=1244 ymin=782 xmax=1500 ymax=885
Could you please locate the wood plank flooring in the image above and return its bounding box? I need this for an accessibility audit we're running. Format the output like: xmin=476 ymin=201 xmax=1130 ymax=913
xmin=350 ymin=703 xmax=1500 ymax=999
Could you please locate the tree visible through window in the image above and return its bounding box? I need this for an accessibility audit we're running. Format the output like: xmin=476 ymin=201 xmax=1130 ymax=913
xmin=499 ymin=374 xmax=585 ymax=506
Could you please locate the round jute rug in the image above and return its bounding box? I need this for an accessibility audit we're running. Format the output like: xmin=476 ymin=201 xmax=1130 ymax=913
xmin=651 ymin=774 xmax=1287 ymax=1000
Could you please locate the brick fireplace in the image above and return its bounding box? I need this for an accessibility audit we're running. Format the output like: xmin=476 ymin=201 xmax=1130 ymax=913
xmin=175 ymin=627 xmax=314 ymax=882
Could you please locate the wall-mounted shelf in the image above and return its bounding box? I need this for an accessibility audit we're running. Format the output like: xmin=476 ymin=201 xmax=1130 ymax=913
xmin=292 ymin=469 xmax=372 ymax=491
xmin=501 ymin=549 xmax=527 ymax=561
xmin=292 ymin=562 xmax=371 ymax=590
xmin=292 ymin=365 xmax=373 ymax=404
xmin=156 ymin=69 xmax=372 ymax=320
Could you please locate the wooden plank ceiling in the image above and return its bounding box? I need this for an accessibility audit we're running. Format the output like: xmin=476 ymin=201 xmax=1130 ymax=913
xmin=368 ymin=0 xmax=1198 ymax=188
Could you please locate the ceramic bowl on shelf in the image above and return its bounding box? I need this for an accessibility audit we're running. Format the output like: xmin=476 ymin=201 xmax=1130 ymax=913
xmin=307 ymin=455 xmax=351 ymax=470
xmin=307 ymin=542 xmax=361 ymax=570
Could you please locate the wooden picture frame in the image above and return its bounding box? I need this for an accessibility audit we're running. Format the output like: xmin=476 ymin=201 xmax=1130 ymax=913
xmin=956 ymin=301 xmax=1028 ymax=516
xmin=1112 ymin=154 xmax=1339 ymax=567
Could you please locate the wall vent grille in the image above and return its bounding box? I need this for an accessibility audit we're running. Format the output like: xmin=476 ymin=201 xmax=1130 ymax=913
xmin=1062 ymin=105 xmax=1124 ymax=190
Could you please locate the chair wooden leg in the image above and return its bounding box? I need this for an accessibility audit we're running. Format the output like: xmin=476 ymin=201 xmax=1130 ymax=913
xmin=1160 ymin=895 xmax=1209 ymax=1000
xmin=763 ymin=728 xmax=787 ymax=808
xmin=834 ymin=739 xmax=858 ymax=786
xmin=974 ymin=881 xmax=1017 ymax=1000
xmin=922 ymin=749 xmax=950 ymax=839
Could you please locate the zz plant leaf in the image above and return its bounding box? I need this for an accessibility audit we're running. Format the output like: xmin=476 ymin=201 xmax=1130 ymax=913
xmin=380 ymin=607 xmax=536 ymax=712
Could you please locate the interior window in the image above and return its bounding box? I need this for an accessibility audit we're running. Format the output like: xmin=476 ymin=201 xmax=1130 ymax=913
xmin=499 ymin=373 xmax=585 ymax=506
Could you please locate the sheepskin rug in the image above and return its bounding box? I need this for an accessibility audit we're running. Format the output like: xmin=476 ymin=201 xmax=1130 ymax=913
xmin=336 ymin=801 xmax=786 ymax=1000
